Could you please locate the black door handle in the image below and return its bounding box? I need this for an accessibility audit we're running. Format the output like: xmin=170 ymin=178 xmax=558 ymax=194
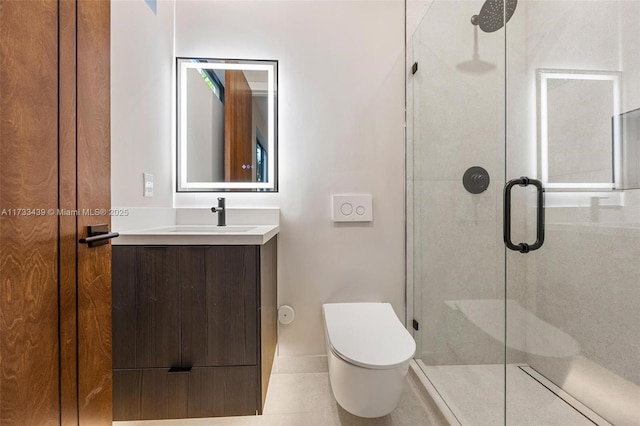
xmin=79 ymin=224 xmax=119 ymax=248
xmin=503 ymin=177 xmax=545 ymax=253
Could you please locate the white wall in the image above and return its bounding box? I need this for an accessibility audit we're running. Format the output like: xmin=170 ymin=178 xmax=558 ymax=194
xmin=112 ymin=0 xmax=406 ymax=356
xmin=111 ymin=0 xmax=175 ymax=208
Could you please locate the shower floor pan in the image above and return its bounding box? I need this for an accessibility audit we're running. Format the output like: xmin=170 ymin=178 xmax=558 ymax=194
xmin=416 ymin=362 xmax=612 ymax=425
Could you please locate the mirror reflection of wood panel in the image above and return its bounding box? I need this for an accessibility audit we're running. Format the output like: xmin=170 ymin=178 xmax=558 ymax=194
xmin=225 ymin=70 xmax=253 ymax=182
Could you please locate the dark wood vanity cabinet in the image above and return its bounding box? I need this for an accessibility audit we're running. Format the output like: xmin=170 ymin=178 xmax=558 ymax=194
xmin=111 ymin=238 xmax=277 ymax=420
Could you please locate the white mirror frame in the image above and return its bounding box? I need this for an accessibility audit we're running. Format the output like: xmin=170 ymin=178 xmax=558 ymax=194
xmin=177 ymin=59 xmax=277 ymax=191
xmin=538 ymin=69 xmax=621 ymax=190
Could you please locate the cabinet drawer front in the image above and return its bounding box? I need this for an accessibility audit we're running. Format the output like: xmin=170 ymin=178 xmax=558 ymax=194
xmin=113 ymin=369 xmax=189 ymax=420
xmin=182 ymin=246 xmax=259 ymax=366
xmin=187 ymin=366 xmax=258 ymax=417
xmin=112 ymin=366 xmax=258 ymax=420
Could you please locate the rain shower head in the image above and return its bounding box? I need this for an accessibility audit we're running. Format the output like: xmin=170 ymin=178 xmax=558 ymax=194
xmin=471 ymin=0 xmax=518 ymax=33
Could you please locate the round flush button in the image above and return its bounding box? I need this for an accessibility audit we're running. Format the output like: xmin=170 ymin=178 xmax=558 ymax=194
xmin=356 ymin=205 xmax=366 ymax=215
xmin=340 ymin=203 xmax=353 ymax=216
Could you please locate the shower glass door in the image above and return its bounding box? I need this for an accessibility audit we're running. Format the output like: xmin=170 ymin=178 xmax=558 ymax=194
xmin=504 ymin=1 xmax=640 ymax=424
xmin=409 ymin=0 xmax=640 ymax=424
xmin=409 ymin=0 xmax=508 ymax=423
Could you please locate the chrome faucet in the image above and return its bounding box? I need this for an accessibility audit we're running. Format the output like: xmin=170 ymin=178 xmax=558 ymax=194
xmin=210 ymin=197 xmax=226 ymax=226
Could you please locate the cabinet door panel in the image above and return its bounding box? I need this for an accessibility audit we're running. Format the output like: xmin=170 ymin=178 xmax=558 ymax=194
xmin=182 ymin=246 xmax=258 ymax=366
xmin=187 ymin=366 xmax=258 ymax=417
xmin=112 ymin=246 xmax=181 ymax=368
xmin=179 ymin=246 xmax=206 ymax=365
xmin=113 ymin=369 xmax=189 ymax=420
xmin=112 ymin=246 xmax=137 ymax=368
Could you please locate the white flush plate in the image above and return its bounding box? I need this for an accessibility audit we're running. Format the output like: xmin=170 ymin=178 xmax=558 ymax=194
xmin=332 ymin=194 xmax=373 ymax=222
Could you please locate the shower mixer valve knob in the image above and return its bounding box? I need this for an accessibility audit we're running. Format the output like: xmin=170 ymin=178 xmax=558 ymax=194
xmin=463 ymin=166 xmax=490 ymax=194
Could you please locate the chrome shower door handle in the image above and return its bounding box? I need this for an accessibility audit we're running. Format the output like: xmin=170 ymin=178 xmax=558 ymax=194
xmin=503 ymin=177 xmax=545 ymax=253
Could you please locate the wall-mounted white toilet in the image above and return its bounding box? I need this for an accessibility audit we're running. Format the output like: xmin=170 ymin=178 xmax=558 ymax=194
xmin=322 ymin=302 xmax=416 ymax=418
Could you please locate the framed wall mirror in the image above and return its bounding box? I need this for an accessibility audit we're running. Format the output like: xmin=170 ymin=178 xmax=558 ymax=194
xmin=538 ymin=69 xmax=621 ymax=190
xmin=177 ymin=58 xmax=278 ymax=192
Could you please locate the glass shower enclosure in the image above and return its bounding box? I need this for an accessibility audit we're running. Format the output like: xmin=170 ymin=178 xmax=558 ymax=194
xmin=408 ymin=0 xmax=640 ymax=424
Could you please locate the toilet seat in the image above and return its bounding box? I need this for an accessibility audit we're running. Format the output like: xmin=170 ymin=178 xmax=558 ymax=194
xmin=322 ymin=303 xmax=415 ymax=370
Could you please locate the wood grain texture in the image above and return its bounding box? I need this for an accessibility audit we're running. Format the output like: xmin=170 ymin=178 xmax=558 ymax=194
xmin=224 ymin=70 xmax=253 ymax=182
xmin=112 ymin=245 xmax=265 ymax=420
xmin=76 ymin=0 xmax=112 ymax=423
xmin=0 ymin=0 xmax=60 ymax=424
xmin=111 ymin=246 xmax=139 ymax=369
xmin=113 ymin=369 xmax=189 ymax=420
xmin=112 ymin=247 xmax=181 ymax=369
xmin=259 ymin=236 xmax=278 ymax=411
xmin=177 ymin=246 xmax=206 ymax=366
xmin=187 ymin=366 xmax=258 ymax=417
xmin=58 ymin=0 xmax=78 ymax=424
xmin=182 ymin=246 xmax=258 ymax=367
xmin=113 ymin=366 xmax=257 ymax=420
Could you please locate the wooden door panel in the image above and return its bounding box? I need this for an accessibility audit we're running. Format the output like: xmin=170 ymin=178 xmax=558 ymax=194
xmin=59 ymin=0 xmax=78 ymax=423
xmin=1 ymin=0 xmax=112 ymax=423
xmin=0 ymin=0 xmax=60 ymax=423
xmin=76 ymin=0 xmax=112 ymax=423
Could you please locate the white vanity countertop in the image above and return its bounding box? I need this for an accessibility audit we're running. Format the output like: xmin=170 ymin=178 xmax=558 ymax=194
xmin=114 ymin=224 xmax=279 ymax=246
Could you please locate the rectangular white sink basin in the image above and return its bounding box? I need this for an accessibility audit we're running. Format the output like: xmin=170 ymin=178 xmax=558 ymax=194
xmin=167 ymin=226 xmax=255 ymax=233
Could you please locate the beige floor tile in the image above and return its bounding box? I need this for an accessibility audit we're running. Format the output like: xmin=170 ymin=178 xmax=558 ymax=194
xmin=273 ymin=355 xmax=329 ymax=374
xmin=326 ymin=375 xmax=448 ymax=426
xmin=114 ymin=362 xmax=445 ymax=426
xmin=263 ymin=372 xmax=334 ymax=415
